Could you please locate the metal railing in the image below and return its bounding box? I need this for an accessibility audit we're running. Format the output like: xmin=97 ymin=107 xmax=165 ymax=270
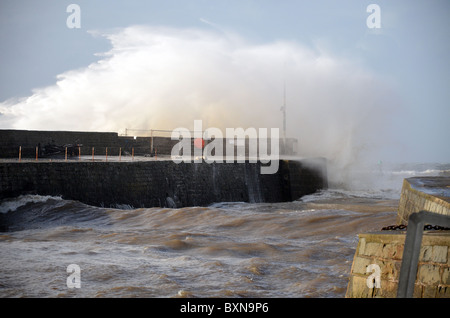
xmin=397 ymin=211 xmax=450 ymax=298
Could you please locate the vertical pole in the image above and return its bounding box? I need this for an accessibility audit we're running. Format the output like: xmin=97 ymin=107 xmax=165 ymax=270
xmin=150 ymin=129 xmax=154 ymax=154
xmin=106 ymin=147 xmax=108 ymax=162
xmin=155 ymin=148 xmax=157 ymax=161
xmin=119 ymin=147 xmax=122 ymax=162
xmin=92 ymin=147 xmax=94 ymax=162
xmin=78 ymin=146 xmax=81 ymax=161
xmin=132 ymin=147 xmax=134 ymax=161
xmin=36 ymin=146 xmax=39 ymax=161
xmin=397 ymin=217 xmax=423 ymax=298
xmin=283 ymin=81 xmax=286 ymax=142
xmin=65 ymin=147 xmax=68 ymax=162
xmin=19 ymin=146 xmax=21 ymax=162
xmin=396 ymin=211 xmax=450 ymax=298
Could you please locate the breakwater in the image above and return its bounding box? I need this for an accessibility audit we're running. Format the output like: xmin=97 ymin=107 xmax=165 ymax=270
xmin=346 ymin=177 xmax=450 ymax=298
xmin=397 ymin=177 xmax=450 ymax=225
xmin=0 ymin=129 xmax=326 ymax=208
xmin=0 ymin=159 xmax=327 ymax=209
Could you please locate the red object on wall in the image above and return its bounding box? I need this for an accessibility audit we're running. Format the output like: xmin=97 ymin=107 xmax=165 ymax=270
xmin=194 ymin=138 xmax=205 ymax=149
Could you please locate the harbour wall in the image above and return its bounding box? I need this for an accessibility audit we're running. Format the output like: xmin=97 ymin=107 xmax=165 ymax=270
xmin=346 ymin=232 xmax=450 ymax=298
xmin=0 ymin=159 xmax=327 ymax=209
xmin=346 ymin=177 xmax=450 ymax=298
xmin=397 ymin=177 xmax=450 ymax=225
xmin=0 ymin=129 xmax=298 ymax=158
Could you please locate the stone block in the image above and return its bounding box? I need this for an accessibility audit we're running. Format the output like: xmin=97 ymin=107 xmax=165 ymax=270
xmin=361 ymin=242 xmax=383 ymax=257
xmin=422 ymin=286 xmax=437 ymax=298
xmin=346 ymin=275 xmax=371 ymax=298
xmin=380 ymin=259 xmax=402 ymax=281
xmin=377 ymin=279 xmax=398 ymax=298
xmin=432 ymin=246 xmax=448 ymax=263
xmin=442 ymin=267 xmax=450 ymax=285
xmin=418 ymin=264 xmax=441 ymax=285
xmin=420 ymin=245 xmax=432 ymax=262
xmin=358 ymin=237 xmax=366 ymax=255
xmin=413 ymin=283 xmax=424 ymax=298
xmin=352 ymin=256 xmax=372 ymax=275
xmin=381 ymin=243 xmax=403 ymax=260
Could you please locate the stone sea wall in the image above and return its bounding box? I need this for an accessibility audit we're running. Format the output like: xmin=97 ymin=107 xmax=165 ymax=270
xmin=0 ymin=129 xmax=326 ymax=208
xmin=397 ymin=177 xmax=450 ymax=225
xmin=346 ymin=232 xmax=450 ymax=298
xmin=0 ymin=159 xmax=327 ymax=209
xmin=346 ymin=177 xmax=450 ymax=298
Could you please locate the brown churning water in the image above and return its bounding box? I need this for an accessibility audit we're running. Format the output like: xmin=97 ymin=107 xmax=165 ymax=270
xmin=0 ymin=163 xmax=448 ymax=298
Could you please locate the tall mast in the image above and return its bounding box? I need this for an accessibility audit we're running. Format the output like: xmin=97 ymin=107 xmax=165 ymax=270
xmin=281 ymin=80 xmax=286 ymax=141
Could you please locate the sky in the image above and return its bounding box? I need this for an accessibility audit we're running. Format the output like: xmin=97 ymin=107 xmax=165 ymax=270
xmin=0 ymin=0 xmax=449 ymax=166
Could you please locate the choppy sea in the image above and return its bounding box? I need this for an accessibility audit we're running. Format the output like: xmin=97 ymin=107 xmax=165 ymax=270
xmin=0 ymin=162 xmax=448 ymax=298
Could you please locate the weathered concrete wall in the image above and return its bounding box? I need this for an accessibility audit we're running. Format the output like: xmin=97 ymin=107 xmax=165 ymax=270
xmin=0 ymin=159 xmax=327 ymax=209
xmin=346 ymin=232 xmax=450 ymax=298
xmin=397 ymin=177 xmax=450 ymax=225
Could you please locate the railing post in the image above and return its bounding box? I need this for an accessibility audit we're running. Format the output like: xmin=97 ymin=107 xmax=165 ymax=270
xmin=150 ymin=129 xmax=154 ymax=154
xmin=397 ymin=211 xmax=450 ymax=298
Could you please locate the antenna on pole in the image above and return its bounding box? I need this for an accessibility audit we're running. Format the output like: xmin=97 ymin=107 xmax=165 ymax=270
xmin=280 ymin=80 xmax=286 ymax=141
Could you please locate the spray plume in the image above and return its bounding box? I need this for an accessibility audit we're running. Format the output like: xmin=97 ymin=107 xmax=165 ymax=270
xmin=0 ymin=25 xmax=399 ymax=188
